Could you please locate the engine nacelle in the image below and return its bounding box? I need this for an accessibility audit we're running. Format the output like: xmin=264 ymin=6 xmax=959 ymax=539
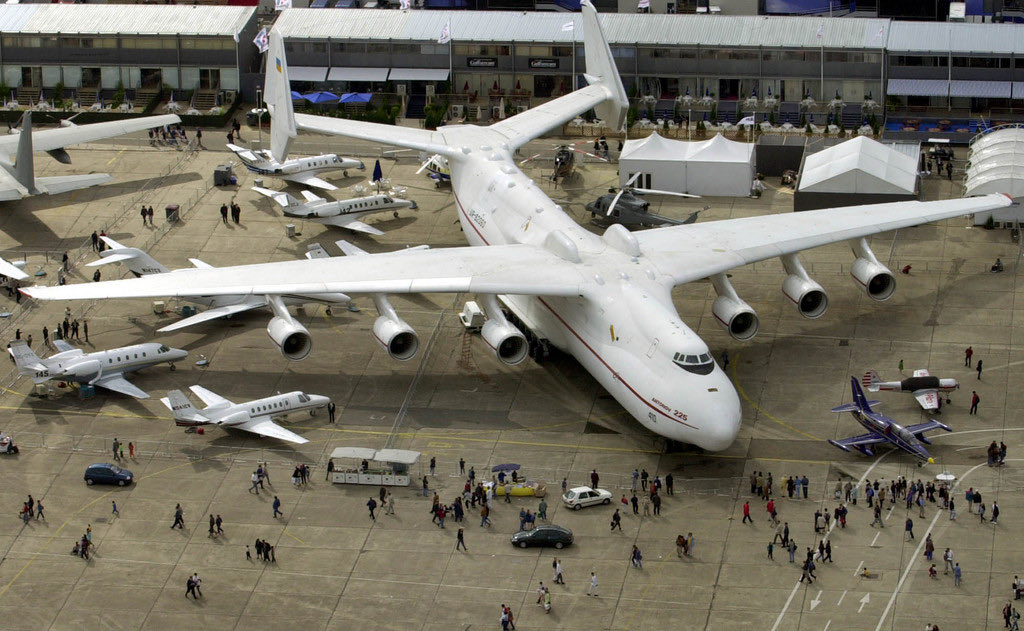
xmin=267 ymin=315 xmax=312 ymax=361
xmin=481 ymin=319 xmax=528 ymax=366
xmin=851 ymin=256 xmax=896 ymax=301
xmin=782 ymin=274 xmax=829 ymax=319
xmin=64 ymin=359 xmax=102 ymax=379
xmin=712 ymin=295 xmax=760 ymax=341
xmin=372 ymin=315 xmax=419 ymax=361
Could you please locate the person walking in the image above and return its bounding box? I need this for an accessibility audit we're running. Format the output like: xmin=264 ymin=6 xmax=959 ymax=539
xmin=112 ymin=437 xmax=120 ymax=461
xmin=209 ymin=514 xmax=216 ymax=537
xmin=172 ymin=504 xmax=184 ymax=529
xmin=965 ymin=346 xmax=973 ymax=367
xmin=456 ymin=527 xmax=467 ymax=551
xmin=386 ymin=492 xmax=395 ymax=515
xmin=611 ymin=509 xmax=622 ymax=531
xmin=992 ymin=501 xmax=1000 ymax=525
xmin=977 ymin=359 xmax=983 ymax=380
xmin=249 ymin=471 xmax=260 ymax=495
xmin=665 ymin=472 xmax=674 ymax=495
xmin=630 ymin=493 xmax=638 ymax=515
xmin=630 ymin=545 xmax=643 ymax=569
xmin=553 ymin=558 xmax=564 ymax=584
xmin=186 ymin=575 xmax=198 ymax=599
xmin=246 ymin=545 xmax=252 ymax=561
xmin=128 ymin=442 xmax=135 ymax=459
xmin=147 ymin=206 xmax=154 ymax=225
xmin=586 ymin=572 xmax=598 ymax=596
xmin=767 ymin=541 xmax=774 ymax=560
xmin=905 ymin=517 xmax=915 ymax=540
xmin=272 ymin=496 xmax=283 ymax=518
xmin=216 ymin=515 xmax=223 ymax=534
xmin=35 ymin=499 xmax=44 ymax=521
xmin=191 ymin=573 xmax=202 ymax=598
xmin=954 ymin=563 xmax=962 ymax=587
xmin=742 ymin=501 xmax=753 ymax=524
xmin=943 ymin=548 xmax=953 ymax=574
xmin=788 ymin=540 xmax=797 ymax=563
xmin=141 ymin=205 xmax=148 ymax=226
xmin=327 ymin=401 xmax=336 ymax=423
xmin=111 ymin=500 xmax=119 ymax=518
xmin=970 ymin=391 xmax=980 ymax=415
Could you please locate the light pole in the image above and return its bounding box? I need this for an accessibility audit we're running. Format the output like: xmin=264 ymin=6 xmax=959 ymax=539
xmin=256 ymin=87 xmax=263 ymax=149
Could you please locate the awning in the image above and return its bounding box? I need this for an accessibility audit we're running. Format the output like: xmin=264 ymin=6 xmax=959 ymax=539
xmin=887 ymin=78 xmax=947 ymax=97
xmin=949 ymin=80 xmax=1010 ymax=98
xmin=374 ymin=449 xmax=420 ymax=465
xmin=310 ymin=0 xmax=329 ymax=6
xmin=289 ymin=66 xmax=328 ymax=82
xmin=334 ymin=0 xmax=354 ymax=6
xmin=388 ymin=68 xmax=450 ymax=81
xmin=327 ymin=67 xmax=389 ymax=82
xmin=330 ymin=447 xmax=378 ymax=460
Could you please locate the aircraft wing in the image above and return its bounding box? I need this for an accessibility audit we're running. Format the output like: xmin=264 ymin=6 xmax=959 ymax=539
xmin=325 ymin=218 xmax=385 ymax=235
xmin=287 ymin=172 xmax=337 ymax=191
xmin=913 ymin=389 xmax=939 ymax=410
xmin=0 ymin=256 xmax=28 ymax=280
xmin=0 ymin=114 xmax=181 ymax=157
xmin=34 ymin=173 xmax=113 ymax=196
xmin=238 ymin=416 xmax=309 ymax=444
xmin=634 ymin=195 xmax=1013 ymax=287
xmin=157 ymin=302 xmax=265 ymax=332
xmin=489 ymin=84 xmax=613 ymax=151
xmin=189 ymin=385 xmax=233 ymax=408
xmin=24 ymin=244 xmax=588 ymax=302
xmin=94 ymin=374 xmax=149 ymax=399
xmin=294 ymin=113 xmax=454 ymax=159
xmin=829 ymin=432 xmax=886 ymax=451
xmin=904 ymin=420 xmax=952 ymax=436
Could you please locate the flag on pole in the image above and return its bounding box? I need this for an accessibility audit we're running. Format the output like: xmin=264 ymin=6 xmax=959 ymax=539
xmin=737 ymin=115 xmax=755 ymax=126
xmin=275 ymin=0 xmax=291 ymax=10
xmin=638 ymin=0 xmax=650 ymax=8
xmin=253 ymin=27 xmax=270 ymax=54
xmin=816 ymin=24 xmax=823 ymax=38
xmin=400 ymin=0 xmax=410 ymax=8
xmin=437 ymin=20 xmax=452 ymax=44
xmin=562 ymin=21 xmax=574 ymax=31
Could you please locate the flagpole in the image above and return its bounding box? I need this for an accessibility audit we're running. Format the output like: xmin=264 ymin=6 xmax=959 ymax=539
xmin=572 ymin=25 xmax=576 ymax=92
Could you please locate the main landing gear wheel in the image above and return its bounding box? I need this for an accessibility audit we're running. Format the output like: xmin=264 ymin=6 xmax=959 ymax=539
xmin=169 ymin=364 xmax=176 ymax=371
xmin=393 ymin=211 xmax=400 ymax=218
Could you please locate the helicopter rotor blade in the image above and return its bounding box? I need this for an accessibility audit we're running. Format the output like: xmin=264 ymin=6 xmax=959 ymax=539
xmin=415 ymin=157 xmax=435 ymax=175
xmin=631 ymin=187 xmax=701 ymax=198
xmin=624 ymin=172 xmax=641 ymax=187
xmin=606 ymin=188 xmax=626 ymax=217
xmin=518 ymin=153 xmax=542 ymax=166
xmin=568 ymin=147 xmax=608 ymax=162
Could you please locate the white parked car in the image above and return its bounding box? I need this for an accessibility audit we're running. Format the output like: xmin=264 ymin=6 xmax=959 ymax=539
xmin=562 ymin=486 xmax=613 ymax=510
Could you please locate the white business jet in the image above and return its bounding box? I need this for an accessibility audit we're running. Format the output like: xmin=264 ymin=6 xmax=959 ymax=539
xmin=162 ymin=385 xmax=329 ymax=444
xmin=10 ymin=340 xmax=186 ymax=398
xmin=24 ymin=3 xmax=1012 ymax=452
xmin=87 ymin=236 xmax=352 ymax=357
xmin=252 ymin=186 xmax=416 ymax=235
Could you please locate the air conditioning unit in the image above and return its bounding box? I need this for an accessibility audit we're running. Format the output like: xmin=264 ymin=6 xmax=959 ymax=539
xmin=451 ymin=104 xmax=464 ymax=118
xmin=396 ymin=84 xmax=407 ymax=95
xmin=223 ymin=90 xmax=236 ymax=103
xmin=516 ymin=104 xmax=528 ymax=114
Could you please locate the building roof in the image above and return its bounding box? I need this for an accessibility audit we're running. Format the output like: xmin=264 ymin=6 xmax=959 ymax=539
xmin=0 ymin=4 xmax=255 ymax=37
xmin=274 ymin=9 xmax=889 ymax=49
xmin=886 ymin=20 xmax=1024 ymax=55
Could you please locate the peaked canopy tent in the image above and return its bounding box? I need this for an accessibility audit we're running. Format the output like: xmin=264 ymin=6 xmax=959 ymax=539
xmin=794 ymin=136 xmax=919 ymax=211
xmin=618 ymin=133 xmax=755 ymax=197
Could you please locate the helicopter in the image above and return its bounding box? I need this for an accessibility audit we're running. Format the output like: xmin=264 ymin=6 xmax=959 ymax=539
xmin=586 ymin=172 xmax=705 ymax=229
xmin=520 ymin=140 xmax=607 ymax=185
xmin=416 ymin=154 xmax=451 ymax=187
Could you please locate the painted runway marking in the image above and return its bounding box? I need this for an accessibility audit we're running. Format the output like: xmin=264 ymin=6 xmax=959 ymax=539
xmin=858 ymin=593 xmax=870 ymax=613
xmin=837 ymin=590 xmax=847 ymax=606
xmin=870 ymin=532 xmax=880 ymax=547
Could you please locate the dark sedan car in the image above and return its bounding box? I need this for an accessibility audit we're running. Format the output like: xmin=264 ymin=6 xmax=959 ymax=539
xmin=510 ymin=525 xmax=573 ymax=549
xmin=84 ymin=463 xmax=133 ymax=486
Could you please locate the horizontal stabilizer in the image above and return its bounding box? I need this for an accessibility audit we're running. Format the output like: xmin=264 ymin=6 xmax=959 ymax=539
xmin=86 ymin=251 xmax=139 ymax=267
xmin=830 ymin=403 xmax=858 ymax=413
xmin=34 ymin=173 xmax=113 ymax=196
xmin=227 ymin=144 xmax=260 ymax=162
xmin=252 ymin=186 xmax=295 ymax=208
xmin=300 ymin=189 xmax=324 ymax=203
xmin=0 ymin=256 xmax=28 ymax=280
xmin=157 ymin=302 xmax=264 ymax=332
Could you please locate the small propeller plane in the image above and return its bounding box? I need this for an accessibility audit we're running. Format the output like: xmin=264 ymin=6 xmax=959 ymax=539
xmin=161 ymin=385 xmax=329 ymax=444
xmin=9 ymin=340 xmax=186 ymax=398
xmin=862 ymin=369 xmax=958 ymax=411
xmin=829 ymin=376 xmax=952 ymax=463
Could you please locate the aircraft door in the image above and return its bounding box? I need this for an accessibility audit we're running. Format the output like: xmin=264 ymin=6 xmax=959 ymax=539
xmin=646 ymin=337 xmax=659 ymax=358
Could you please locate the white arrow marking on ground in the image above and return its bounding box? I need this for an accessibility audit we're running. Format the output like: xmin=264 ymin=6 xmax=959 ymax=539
xmin=810 ymin=590 xmax=822 ymax=611
xmin=837 ymin=590 xmax=847 ymax=606
xmin=858 ymin=593 xmax=870 ymax=613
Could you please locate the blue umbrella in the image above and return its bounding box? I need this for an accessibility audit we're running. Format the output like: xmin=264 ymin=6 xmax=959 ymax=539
xmin=491 ymin=463 xmax=521 ymax=472
xmin=291 ymin=91 xmax=304 ymax=101
xmin=371 ymin=159 xmax=383 ymax=183
xmin=340 ymin=92 xmax=372 ymax=104
xmin=303 ymin=91 xmax=339 ymax=104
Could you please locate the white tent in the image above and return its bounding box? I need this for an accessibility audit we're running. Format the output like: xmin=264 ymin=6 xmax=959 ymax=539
xmin=618 ymin=132 xmax=755 ymax=197
xmin=964 ymin=127 xmax=1024 ymax=225
xmin=798 ymin=136 xmax=917 ymax=195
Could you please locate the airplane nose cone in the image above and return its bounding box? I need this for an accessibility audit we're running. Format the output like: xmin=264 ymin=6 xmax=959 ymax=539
xmin=693 ymin=391 xmax=742 ymax=451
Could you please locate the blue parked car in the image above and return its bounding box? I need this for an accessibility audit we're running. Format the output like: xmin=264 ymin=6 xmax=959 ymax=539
xmin=84 ymin=463 xmax=133 ymax=486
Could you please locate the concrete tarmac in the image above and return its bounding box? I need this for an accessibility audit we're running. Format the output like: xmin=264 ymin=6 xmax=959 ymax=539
xmin=0 ymin=126 xmax=1019 ymax=630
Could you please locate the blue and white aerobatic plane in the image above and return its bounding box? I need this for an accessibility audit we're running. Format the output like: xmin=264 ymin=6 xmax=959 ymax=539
xmin=829 ymin=376 xmax=952 ymax=463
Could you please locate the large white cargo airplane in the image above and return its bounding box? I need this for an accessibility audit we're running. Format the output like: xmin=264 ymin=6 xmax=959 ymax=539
xmin=0 ymin=111 xmax=180 ymax=201
xmin=161 ymin=385 xmax=329 ymax=444
xmin=23 ymin=3 xmax=1013 ymax=451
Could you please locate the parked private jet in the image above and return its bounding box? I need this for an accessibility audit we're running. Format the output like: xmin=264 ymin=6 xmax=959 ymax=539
xmin=252 ymin=186 xmax=416 ymax=234
xmin=9 ymin=340 xmax=186 ymax=398
xmin=162 ymin=385 xmax=329 ymax=444
xmin=24 ymin=2 xmax=1013 ymax=452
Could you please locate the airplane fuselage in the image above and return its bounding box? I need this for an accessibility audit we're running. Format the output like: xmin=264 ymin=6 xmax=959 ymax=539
xmin=233 ymin=149 xmax=363 ymax=181
xmin=443 ymin=128 xmax=740 ymax=450
xmin=849 ymin=409 xmax=929 ymax=460
xmin=287 ymin=194 xmax=415 ymax=222
xmin=205 ymin=391 xmax=329 ymax=426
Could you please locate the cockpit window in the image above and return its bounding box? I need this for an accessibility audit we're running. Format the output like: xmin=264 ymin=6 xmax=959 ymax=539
xmin=298 ymin=394 xmax=310 ymax=403
xmin=673 ymin=352 xmax=715 ymax=375
xmin=383 ymin=196 xmax=393 ymax=203
xmin=158 ymin=345 xmax=170 ymax=353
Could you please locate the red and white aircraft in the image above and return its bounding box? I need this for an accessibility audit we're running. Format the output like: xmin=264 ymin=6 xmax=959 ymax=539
xmin=23 ymin=3 xmax=1011 ymax=452
xmin=862 ymin=369 xmax=959 ymax=411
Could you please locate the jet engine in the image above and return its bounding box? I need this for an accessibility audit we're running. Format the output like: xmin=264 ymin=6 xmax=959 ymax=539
xmin=267 ymin=315 xmax=312 ymax=361
xmin=63 ymin=359 xmax=101 ymax=379
xmin=781 ymin=255 xmax=828 ymax=319
xmin=711 ymin=274 xmax=759 ymax=341
xmin=481 ymin=319 xmax=528 ymax=366
xmin=373 ymin=315 xmax=419 ymax=361
xmin=849 ymin=238 xmax=896 ymax=301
